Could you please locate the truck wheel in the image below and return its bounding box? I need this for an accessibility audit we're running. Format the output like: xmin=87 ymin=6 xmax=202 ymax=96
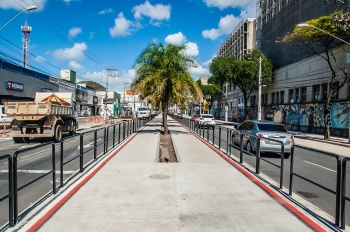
xmin=69 ymin=122 xmax=76 ymax=136
xmin=54 ymin=125 xmax=62 ymax=143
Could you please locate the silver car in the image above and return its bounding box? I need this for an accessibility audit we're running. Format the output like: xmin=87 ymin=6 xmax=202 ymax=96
xmin=231 ymin=120 xmax=294 ymax=157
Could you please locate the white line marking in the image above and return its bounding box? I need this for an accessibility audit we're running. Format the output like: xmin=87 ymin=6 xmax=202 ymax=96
xmin=0 ymin=169 xmax=76 ymax=174
xmin=304 ymin=161 xmax=336 ymax=173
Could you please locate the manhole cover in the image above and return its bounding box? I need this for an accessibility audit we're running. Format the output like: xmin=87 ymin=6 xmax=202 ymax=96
xmin=149 ymin=174 xmax=170 ymax=179
xmin=297 ymin=191 xmax=319 ymax=198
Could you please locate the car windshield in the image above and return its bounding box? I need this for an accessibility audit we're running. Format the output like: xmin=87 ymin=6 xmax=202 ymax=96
xmin=201 ymin=115 xmax=214 ymax=118
xmin=138 ymin=108 xmax=148 ymax=111
xmin=257 ymin=123 xmax=287 ymax=132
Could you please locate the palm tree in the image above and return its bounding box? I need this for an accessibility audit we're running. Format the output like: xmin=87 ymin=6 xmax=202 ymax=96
xmin=132 ymin=42 xmax=202 ymax=134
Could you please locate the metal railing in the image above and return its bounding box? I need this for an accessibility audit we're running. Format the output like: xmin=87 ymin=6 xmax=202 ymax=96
xmin=0 ymin=115 xmax=155 ymax=229
xmin=171 ymin=115 xmax=348 ymax=229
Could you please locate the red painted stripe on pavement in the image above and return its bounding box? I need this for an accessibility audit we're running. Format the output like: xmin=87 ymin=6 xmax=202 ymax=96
xmin=26 ymin=123 xmax=149 ymax=232
xmin=183 ymin=126 xmax=326 ymax=232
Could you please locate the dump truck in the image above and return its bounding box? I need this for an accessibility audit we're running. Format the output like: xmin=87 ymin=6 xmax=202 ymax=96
xmin=5 ymin=92 xmax=78 ymax=143
xmin=119 ymin=106 xmax=133 ymax=121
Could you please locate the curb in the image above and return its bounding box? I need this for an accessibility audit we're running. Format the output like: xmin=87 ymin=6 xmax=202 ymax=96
xmin=295 ymin=135 xmax=350 ymax=148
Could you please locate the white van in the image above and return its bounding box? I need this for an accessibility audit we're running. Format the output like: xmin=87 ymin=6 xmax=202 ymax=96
xmin=136 ymin=107 xmax=150 ymax=119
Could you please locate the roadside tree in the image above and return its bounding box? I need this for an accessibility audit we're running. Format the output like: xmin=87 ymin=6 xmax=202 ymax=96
xmin=282 ymin=13 xmax=350 ymax=140
xmin=209 ymin=49 xmax=273 ymax=120
xmin=132 ymin=42 xmax=202 ymax=134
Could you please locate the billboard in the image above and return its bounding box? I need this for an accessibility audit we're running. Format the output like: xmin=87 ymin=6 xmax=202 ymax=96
xmin=125 ymin=89 xmax=140 ymax=95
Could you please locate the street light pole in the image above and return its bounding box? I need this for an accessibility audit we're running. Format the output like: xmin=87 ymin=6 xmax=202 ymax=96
xmin=0 ymin=6 xmax=37 ymax=31
xmin=257 ymin=56 xmax=262 ymax=121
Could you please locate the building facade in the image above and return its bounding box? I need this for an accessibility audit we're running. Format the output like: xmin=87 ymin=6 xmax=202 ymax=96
xmin=215 ymin=0 xmax=350 ymax=135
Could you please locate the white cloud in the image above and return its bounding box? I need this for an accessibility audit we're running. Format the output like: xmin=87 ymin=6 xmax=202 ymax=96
xmin=132 ymin=1 xmax=171 ymax=25
xmin=0 ymin=0 xmax=46 ymax=10
xmin=98 ymin=8 xmax=113 ymax=15
xmin=69 ymin=27 xmax=82 ymax=38
xmin=202 ymin=0 xmax=257 ymax=40
xmin=203 ymin=0 xmax=257 ymax=10
xmin=202 ymin=14 xmax=241 ymax=40
xmin=53 ymin=42 xmax=87 ymax=61
xmin=184 ymin=42 xmax=199 ymax=57
xmin=81 ymin=71 xmax=105 ymax=83
xmin=69 ymin=60 xmax=83 ymax=72
xmin=109 ymin=12 xmax=134 ymax=37
xmin=189 ymin=65 xmax=210 ymax=79
xmin=165 ymin=32 xmax=186 ymax=45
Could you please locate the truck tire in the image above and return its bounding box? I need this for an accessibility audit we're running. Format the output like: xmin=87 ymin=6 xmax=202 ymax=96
xmin=13 ymin=137 xmax=29 ymax=143
xmin=69 ymin=122 xmax=76 ymax=136
xmin=53 ymin=125 xmax=62 ymax=143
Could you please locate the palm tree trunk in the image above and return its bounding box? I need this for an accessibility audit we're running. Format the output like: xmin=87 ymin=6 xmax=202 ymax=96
xmin=162 ymin=107 xmax=168 ymax=134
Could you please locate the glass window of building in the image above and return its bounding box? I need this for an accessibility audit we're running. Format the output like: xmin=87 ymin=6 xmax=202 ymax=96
xmin=313 ymin=85 xmax=320 ymax=101
xmin=288 ymin=89 xmax=294 ymax=103
xmin=295 ymin=88 xmax=300 ymax=103
xmin=276 ymin=91 xmax=279 ymax=104
xmin=271 ymin=92 xmax=275 ymax=104
xmin=301 ymin=87 xmax=307 ymax=102
xmin=331 ymin=81 xmax=339 ymax=100
xmin=322 ymin=83 xmax=328 ymax=100
xmin=280 ymin=91 xmax=284 ymax=103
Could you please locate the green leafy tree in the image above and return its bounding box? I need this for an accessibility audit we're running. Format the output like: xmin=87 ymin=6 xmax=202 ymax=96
xmin=282 ymin=13 xmax=350 ymax=140
xmin=209 ymin=49 xmax=273 ymax=119
xmin=132 ymin=42 xmax=202 ymax=134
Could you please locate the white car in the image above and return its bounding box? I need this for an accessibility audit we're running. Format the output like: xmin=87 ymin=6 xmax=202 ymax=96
xmin=196 ymin=114 xmax=215 ymax=129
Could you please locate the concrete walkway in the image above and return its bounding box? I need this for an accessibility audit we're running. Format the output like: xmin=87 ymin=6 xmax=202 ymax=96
xmin=12 ymin=115 xmax=332 ymax=231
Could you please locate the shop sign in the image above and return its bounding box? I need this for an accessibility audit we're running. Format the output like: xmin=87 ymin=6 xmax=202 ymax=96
xmin=5 ymin=81 xmax=24 ymax=91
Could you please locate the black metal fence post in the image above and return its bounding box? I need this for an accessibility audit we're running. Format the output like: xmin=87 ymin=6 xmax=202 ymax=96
xmin=60 ymin=141 xmax=64 ymax=186
xmin=289 ymin=146 xmax=294 ymax=196
xmin=80 ymin=134 xmax=84 ymax=172
xmin=226 ymin=128 xmax=229 ymax=156
xmin=52 ymin=143 xmax=56 ymax=194
xmin=123 ymin=122 xmax=126 ymax=140
xmin=280 ymin=143 xmax=285 ymax=189
xmin=240 ymin=133 xmax=244 ymax=163
xmin=106 ymin=127 xmax=110 ymax=152
xmin=256 ymin=137 xmax=260 ymax=174
xmin=218 ymin=127 xmax=221 ymax=149
xmin=113 ymin=125 xmax=116 ymax=147
xmin=94 ymin=130 xmax=97 ymax=160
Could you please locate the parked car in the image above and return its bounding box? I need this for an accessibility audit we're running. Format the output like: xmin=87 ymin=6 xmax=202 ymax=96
xmin=196 ymin=114 xmax=216 ymax=129
xmin=231 ymin=120 xmax=294 ymax=157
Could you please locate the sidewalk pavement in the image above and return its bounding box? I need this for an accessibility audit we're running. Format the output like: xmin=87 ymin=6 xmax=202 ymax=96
xmin=12 ymin=114 xmax=333 ymax=232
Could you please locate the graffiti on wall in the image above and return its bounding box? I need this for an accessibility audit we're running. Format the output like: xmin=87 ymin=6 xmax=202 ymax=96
xmin=263 ymin=101 xmax=350 ymax=129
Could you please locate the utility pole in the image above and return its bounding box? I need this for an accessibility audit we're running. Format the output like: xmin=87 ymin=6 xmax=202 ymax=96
xmin=104 ymin=69 xmax=118 ymax=121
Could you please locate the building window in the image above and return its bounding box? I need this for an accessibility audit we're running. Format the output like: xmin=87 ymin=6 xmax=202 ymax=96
xmin=271 ymin=92 xmax=275 ymax=104
xmin=288 ymin=89 xmax=294 ymax=103
xmin=331 ymin=81 xmax=339 ymax=100
xmin=295 ymin=88 xmax=300 ymax=103
xmin=276 ymin=91 xmax=279 ymax=104
xmin=301 ymin=87 xmax=307 ymax=102
xmin=322 ymin=83 xmax=328 ymax=100
xmin=261 ymin=93 xmax=268 ymax=105
xmin=280 ymin=91 xmax=284 ymax=104
xmin=313 ymin=85 xmax=320 ymax=101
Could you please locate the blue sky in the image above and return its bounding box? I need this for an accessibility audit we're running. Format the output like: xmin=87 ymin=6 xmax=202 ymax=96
xmin=0 ymin=0 xmax=257 ymax=92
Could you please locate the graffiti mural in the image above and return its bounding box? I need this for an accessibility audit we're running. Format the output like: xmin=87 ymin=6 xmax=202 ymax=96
xmin=263 ymin=101 xmax=350 ymax=130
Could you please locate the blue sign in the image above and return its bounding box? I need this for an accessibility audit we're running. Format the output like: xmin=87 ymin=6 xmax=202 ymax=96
xmin=5 ymin=80 xmax=24 ymax=91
